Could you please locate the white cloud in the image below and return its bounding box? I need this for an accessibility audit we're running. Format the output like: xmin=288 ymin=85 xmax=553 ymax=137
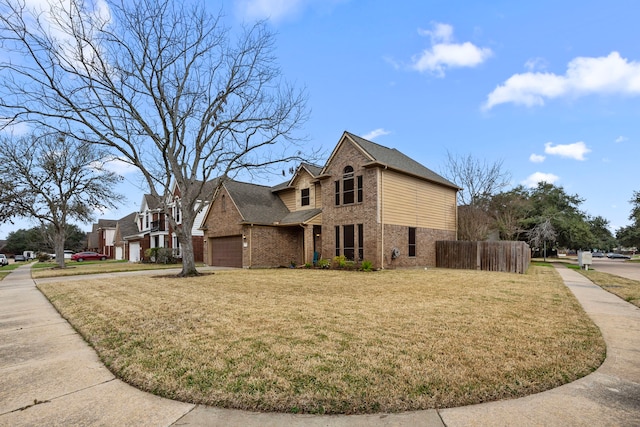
xmin=521 ymin=172 xmax=559 ymax=187
xmin=10 ymin=0 xmax=112 ymax=69
xmin=615 ymin=135 xmax=628 ymax=143
xmin=483 ymin=52 xmax=640 ymax=110
xmin=236 ymin=0 xmax=304 ymax=22
xmin=97 ymin=157 xmax=139 ymax=175
xmin=410 ymin=22 xmax=492 ymax=77
xmin=529 ymin=153 xmax=545 ymax=163
xmin=544 ymin=141 xmax=591 ymax=160
xmin=235 ymin=0 xmax=345 ymax=23
xmin=0 ymin=120 xmax=30 ymax=136
xmin=524 ymin=57 xmax=548 ymax=71
xmin=362 ymin=128 xmax=391 ymax=140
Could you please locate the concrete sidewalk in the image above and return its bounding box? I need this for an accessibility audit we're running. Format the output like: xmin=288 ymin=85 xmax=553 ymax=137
xmin=1 ymin=264 xmax=638 ymax=426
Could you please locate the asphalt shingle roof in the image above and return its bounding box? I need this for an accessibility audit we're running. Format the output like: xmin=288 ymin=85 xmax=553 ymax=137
xmin=117 ymin=212 xmax=139 ymax=239
xmin=344 ymin=131 xmax=460 ymax=189
xmin=224 ymin=180 xmax=291 ymax=225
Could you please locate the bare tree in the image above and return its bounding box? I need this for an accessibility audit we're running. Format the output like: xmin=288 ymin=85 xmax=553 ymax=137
xmin=0 ymin=132 xmax=124 ymax=267
xmin=441 ymin=152 xmax=511 ymax=206
xmin=457 ymin=205 xmax=492 ymax=241
xmin=528 ymin=218 xmax=557 ymax=262
xmin=0 ymin=0 xmax=311 ymax=276
xmin=440 ymin=152 xmax=511 ymax=241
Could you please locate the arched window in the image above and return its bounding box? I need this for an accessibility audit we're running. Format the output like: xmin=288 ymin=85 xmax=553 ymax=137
xmin=334 ymin=166 xmax=363 ymax=206
xmin=342 ymin=166 xmax=355 ymax=204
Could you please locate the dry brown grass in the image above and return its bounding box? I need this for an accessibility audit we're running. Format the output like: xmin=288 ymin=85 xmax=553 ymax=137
xmin=31 ymin=260 xmax=187 ymax=279
xmin=37 ymin=266 xmax=605 ymax=414
xmin=578 ymin=269 xmax=640 ymax=307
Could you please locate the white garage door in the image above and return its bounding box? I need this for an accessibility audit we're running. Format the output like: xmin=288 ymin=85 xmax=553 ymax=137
xmin=129 ymin=242 xmax=141 ymax=262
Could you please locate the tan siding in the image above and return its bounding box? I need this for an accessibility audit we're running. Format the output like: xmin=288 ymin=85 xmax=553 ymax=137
xmin=314 ymin=182 xmax=322 ymax=208
xmin=279 ymin=189 xmax=296 ymax=211
xmin=307 ymin=213 xmax=322 ymax=226
xmin=279 ymin=170 xmax=320 ymax=212
xmin=382 ymin=170 xmax=457 ymax=231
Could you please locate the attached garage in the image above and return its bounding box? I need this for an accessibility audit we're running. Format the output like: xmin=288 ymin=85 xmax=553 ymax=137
xmin=129 ymin=242 xmax=141 ymax=262
xmin=210 ymin=235 xmax=243 ymax=268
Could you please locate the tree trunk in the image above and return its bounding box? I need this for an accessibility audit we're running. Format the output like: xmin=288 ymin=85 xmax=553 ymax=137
xmin=54 ymin=228 xmax=66 ymax=268
xmin=175 ymin=211 xmax=200 ymax=277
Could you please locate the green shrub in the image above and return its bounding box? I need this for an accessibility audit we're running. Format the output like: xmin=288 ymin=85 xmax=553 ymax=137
xmin=144 ymin=247 xmax=178 ymax=264
xmin=344 ymin=260 xmax=358 ymax=270
xmin=360 ymin=260 xmax=373 ymax=272
xmin=317 ymin=258 xmax=331 ymax=269
xmin=332 ymin=255 xmax=347 ymax=269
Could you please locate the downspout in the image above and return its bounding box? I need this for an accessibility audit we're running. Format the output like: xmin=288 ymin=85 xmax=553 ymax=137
xmin=380 ymin=167 xmax=386 ymax=270
xmin=249 ymin=225 xmax=253 ymax=268
xmin=300 ymin=224 xmax=306 ymax=266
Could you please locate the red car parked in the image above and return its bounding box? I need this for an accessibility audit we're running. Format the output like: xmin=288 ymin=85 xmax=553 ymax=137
xmin=71 ymin=251 xmax=108 ymax=262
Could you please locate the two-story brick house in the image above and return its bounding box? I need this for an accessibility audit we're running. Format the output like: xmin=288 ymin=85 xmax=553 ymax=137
xmin=201 ymin=131 xmax=458 ymax=269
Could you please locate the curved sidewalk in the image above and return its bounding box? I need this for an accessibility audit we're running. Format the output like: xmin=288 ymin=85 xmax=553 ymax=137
xmin=0 ymin=264 xmax=638 ymax=426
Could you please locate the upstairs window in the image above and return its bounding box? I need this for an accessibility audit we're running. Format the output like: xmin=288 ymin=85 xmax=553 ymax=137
xmin=342 ymin=166 xmax=354 ymax=204
xmin=301 ymin=188 xmax=310 ymax=206
xmin=335 ymin=166 xmax=363 ymax=206
xmin=173 ymin=201 xmax=181 ymax=223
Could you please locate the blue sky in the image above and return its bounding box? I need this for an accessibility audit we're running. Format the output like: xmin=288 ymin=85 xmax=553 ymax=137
xmin=225 ymin=0 xmax=639 ymax=232
xmin=2 ymin=0 xmax=639 ymax=238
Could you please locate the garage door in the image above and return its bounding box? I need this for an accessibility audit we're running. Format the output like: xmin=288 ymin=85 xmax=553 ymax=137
xmin=211 ymin=236 xmax=243 ymax=268
xmin=129 ymin=242 xmax=141 ymax=262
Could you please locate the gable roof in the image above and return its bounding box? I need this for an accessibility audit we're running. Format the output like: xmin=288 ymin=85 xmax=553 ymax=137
xmin=171 ymin=178 xmax=221 ymax=202
xmin=322 ymin=131 xmax=460 ymax=190
xmin=272 ymin=162 xmax=323 ymax=193
xmin=141 ymin=194 xmax=162 ymax=211
xmin=116 ymin=212 xmax=139 ymax=239
xmin=224 ymin=180 xmax=291 ymax=225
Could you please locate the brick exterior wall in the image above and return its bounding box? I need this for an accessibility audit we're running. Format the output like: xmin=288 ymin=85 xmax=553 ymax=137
xmin=319 ymin=139 xmax=382 ymax=267
xmin=202 ymin=187 xmax=304 ymax=268
xmin=382 ymin=224 xmax=455 ymax=268
xmin=245 ymin=225 xmax=303 ymax=268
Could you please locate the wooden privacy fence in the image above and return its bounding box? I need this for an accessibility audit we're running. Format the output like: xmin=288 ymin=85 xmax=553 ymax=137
xmin=436 ymin=241 xmax=531 ymax=274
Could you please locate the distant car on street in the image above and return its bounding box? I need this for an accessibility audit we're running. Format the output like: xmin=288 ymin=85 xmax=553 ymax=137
xmin=592 ymin=252 xmax=605 ymax=258
xmin=607 ymin=253 xmax=631 ymax=260
xmin=0 ymin=254 xmax=7 ymax=266
xmin=14 ymin=254 xmax=26 ymax=262
xmin=71 ymin=251 xmax=108 ymax=262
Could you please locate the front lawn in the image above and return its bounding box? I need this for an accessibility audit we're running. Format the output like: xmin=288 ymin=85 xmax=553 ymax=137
xmin=37 ymin=266 xmax=605 ymax=414
xmin=31 ymin=259 xmax=193 ymax=278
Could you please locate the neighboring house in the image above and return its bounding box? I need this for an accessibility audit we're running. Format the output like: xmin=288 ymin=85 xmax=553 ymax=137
xmin=113 ymin=212 xmax=139 ymax=261
xmin=165 ymin=179 xmax=218 ymax=263
xmin=200 ymin=131 xmax=459 ymax=269
xmin=122 ymin=194 xmax=163 ymax=263
xmin=86 ymin=219 xmax=117 ymax=258
xmin=123 ymin=182 xmax=217 ymax=263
